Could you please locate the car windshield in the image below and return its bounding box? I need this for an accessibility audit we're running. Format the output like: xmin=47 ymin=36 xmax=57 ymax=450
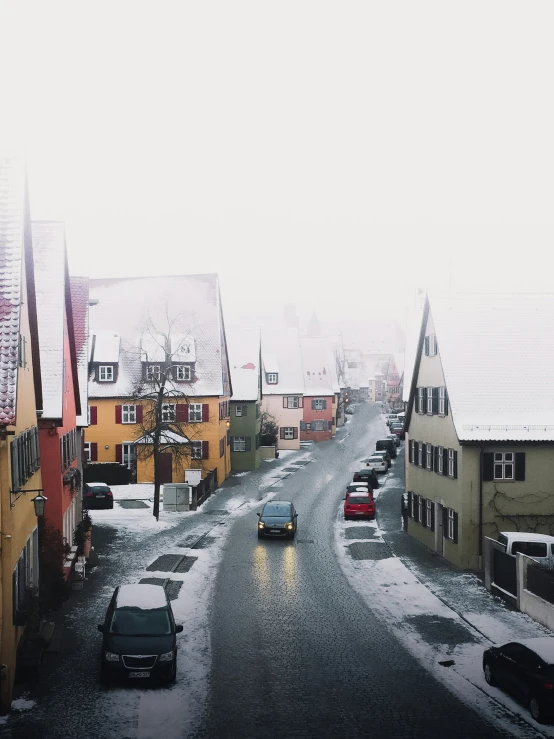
xmin=262 ymin=504 xmax=291 ymax=517
xmin=369 ymin=457 xmax=382 ymax=462
xmin=89 ymin=486 xmax=109 ymax=493
xmin=109 ymin=607 xmax=171 ymax=636
xmin=348 ymin=496 xmax=370 ymax=505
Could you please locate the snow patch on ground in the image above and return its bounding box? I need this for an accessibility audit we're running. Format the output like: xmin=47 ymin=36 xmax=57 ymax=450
xmin=11 ymin=698 xmax=36 ymax=711
xmin=233 ymin=471 xmax=250 ymax=477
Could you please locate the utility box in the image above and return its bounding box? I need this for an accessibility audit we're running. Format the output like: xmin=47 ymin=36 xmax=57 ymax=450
xmin=163 ymin=483 xmax=192 ymax=512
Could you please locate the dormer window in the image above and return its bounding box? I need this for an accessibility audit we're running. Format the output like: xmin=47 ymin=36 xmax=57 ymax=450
xmin=146 ymin=365 xmax=162 ymax=381
xmin=175 ymin=365 xmax=192 ymax=381
xmin=99 ymin=365 xmax=114 ymax=382
xmin=267 ymin=373 xmax=278 ymax=384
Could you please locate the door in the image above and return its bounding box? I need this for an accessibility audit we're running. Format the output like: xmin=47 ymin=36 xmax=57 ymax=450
xmin=158 ymin=453 xmax=173 ymax=484
xmin=122 ymin=443 xmax=137 ymax=471
xmin=435 ymin=503 xmax=444 ymax=555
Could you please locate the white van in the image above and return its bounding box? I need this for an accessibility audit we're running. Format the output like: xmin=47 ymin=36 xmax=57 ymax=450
xmin=498 ymin=532 xmax=554 ymax=564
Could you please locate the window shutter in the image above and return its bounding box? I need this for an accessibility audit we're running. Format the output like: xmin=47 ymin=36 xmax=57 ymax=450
xmin=453 ymin=450 xmax=458 ymax=479
xmin=328 ymin=420 xmax=333 ymax=431
xmin=115 ymin=444 xmax=122 ymax=463
xmin=202 ymin=404 xmax=210 ymax=422
xmin=415 ymin=496 xmax=421 ymax=523
xmin=90 ymin=406 xmax=97 ymax=425
xmin=136 ymin=405 xmax=143 ymax=423
xmin=280 ymin=427 xmax=285 ymax=439
xmin=413 ymin=441 xmax=418 ymax=466
xmin=176 ymin=404 xmax=188 ymax=422
xmin=443 ymin=507 xmax=448 ymax=536
xmin=299 ymin=397 xmax=304 ymax=408
xmin=515 ymin=453 xmax=526 ymax=481
xmin=421 ymin=498 xmax=426 ymax=527
xmin=242 ymin=405 xmax=247 ymax=417
xmin=283 ymin=397 xmax=288 ymax=408
xmin=115 ymin=405 xmax=122 ymax=424
xmin=408 ymin=440 xmax=413 ymax=463
xmin=433 ymin=445 xmax=439 ymax=472
xmin=483 ymin=453 xmax=494 ymax=481
xmin=245 ymin=437 xmax=252 ymax=451
xmin=453 ymin=512 xmax=459 ymax=544
xmin=299 ymin=421 xmax=306 ymax=431
xmin=202 ymin=441 xmax=209 ymax=459
xmin=432 ymin=387 xmax=439 ymax=414
xmin=424 ymin=337 xmax=429 ymax=356
xmin=293 ymin=427 xmax=298 ymax=439
xmin=90 ymin=443 xmax=98 ymax=462
xmin=408 ymin=491 xmax=413 ymax=518
xmin=444 ymin=391 xmax=449 ymax=416
xmin=430 ymin=504 xmax=435 ymax=532
xmin=421 ymin=443 xmax=426 ymax=467
xmin=322 ymin=399 xmax=327 ymax=410
xmin=442 ymin=447 xmax=447 ymax=474
xmin=311 ymin=399 xmax=316 ymax=410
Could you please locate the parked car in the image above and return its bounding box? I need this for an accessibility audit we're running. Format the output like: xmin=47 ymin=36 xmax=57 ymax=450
xmin=365 ymin=455 xmax=388 ymax=474
xmin=386 ymin=414 xmax=400 ymax=428
xmin=257 ymin=500 xmax=298 ymax=539
xmin=346 ymin=483 xmax=372 ymax=496
xmin=352 ymin=468 xmax=380 ymax=489
xmin=345 ymin=404 xmax=358 ymax=415
xmin=343 ymin=491 xmax=375 ymax=520
xmin=498 ymin=532 xmax=554 ymax=565
xmin=483 ymin=638 xmax=554 ymax=723
xmin=98 ymin=584 xmax=183 ymax=685
xmin=387 ymin=433 xmax=400 ymax=448
xmin=390 ymin=424 xmax=405 ymax=441
xmin=84 ymin=482 xmax=114 ymax=510
xmin=375 ymin=438 xmax=397 ymax=459
xmin=372 ymin=449 xmax=392 ymax=468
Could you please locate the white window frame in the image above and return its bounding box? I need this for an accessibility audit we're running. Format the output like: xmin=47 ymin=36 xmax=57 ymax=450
xmin=438 ymin=387 xmax=446 ymax=415
xmin=312 ymin=420 xmax=326 ymax=431
xmin=176 ymin=365 xmax=191 ymax=381
xmin=84 ymin=442 xmax=92 ymax=462
xmin=122 ymin=443 xmax=136 ymax=470
xmin=418 ymin=496 xmax=423 ymax=523
xmin=410 ymin=494 xmax=416 ymax=518
xmin=426 ymin=500 xmax=432 ymax=528
xmin=122 ymin=404 xmax=136 ymax=424
xmin=448 ymin=509 xmax=455 ymax=539
xmin=314 ymin=399 xmax=324 ymax=410
xmin=418 ymin=387 xmax=425 ymax=413
xmin=191 ymin=441 xmax=203 ymax=459
xmin=162 ymin=403 xmax=176 ymax=422
xmin=437 ymin=446 xmax=444 ymax=475
xmin=284 ymin=427 xmax=294 ymax=440
xmin=494 ymin=451 xmax=514 ymax=481
xmin=267 ymin=373 xmax=278 ymax=384
xmin=426 ymin=446 xmax=432 ymax=470
xmin=287 ymin=396 xmax=299 ymax=409
xmin=448 ymin=448 xmax=455 ymax=477
xmin=235 ymin=405 xmax=243 ymax=417
xmin=418 ymin=442 xmax=424 ymax=468
xmin=189 ymin=403 xmax=202 ymax=422
xmin=99 ymin=365 xmax=113 ymax=382
xmin=146 ymin=364 xmax=161 ymax=381
xmin=232 ymin=436 xmax=246 ymax=452
xmin=427 ymin=387 xmax=433 ymax=414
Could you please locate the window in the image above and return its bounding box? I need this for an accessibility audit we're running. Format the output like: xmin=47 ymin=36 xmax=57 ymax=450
xmin=232 ymin=436 xmax=246 ymax=452
xmin=18 ymin=334 xmax=27 ymax=368
xmin=189 ymin=403 xmax=202 ymax=422
xmin=418 ymin=442 xmax=424 ymax=468
xmin=122 ymin=404 xmax=136 ymax=424
xmin=283 ymin=427 xmax=294 ymax=440
xmin=146 ymin=365 xmax=161 ymax=381
xmin=448 ymin=509 xmax=455 ymax=540
xmin=191 ymin=441 xmax=203 ymax=459
xmin=312 ymin=420 xmax=326 ymax=431
xmin=84 ymin=442 xmax=92 ymax=462
xmin=287 ymin=396 xmax=299 ymax=408
xmin=176 ymin=365 xmax=191 ymax=381
xmin=448 ymin=448 xmax=457 ymax=478
xmin=512 ymin=541 xmax=548 ymax=558
xmin=122 ymin=443 xmax=136 ymax=470
xmin=162 ymin=404 xmax=176 ymax=422
xmin=235 ymin=405 xmax=247 ymax=417
xmin=99 ymin=365 xmax=113 ymax=382
xmin=426 ymin=500 xmax=433 ymax=528
xmin=438 ymin=387 xmax=446 ymax=415
xmin=417 ymin=387 xmax=425 ymax=413
xmin=313 ymin=399 xmax=324 ymax=410
xmin=426 ymin=445 xmax=433 ymax=470
xmin=267 ymin=373 xmax=278 ymax=384
xmin=494 ymin=452 xmax=514 ymax=481
xmin=427 ymin=387 xmax=433 ymax=414
xmin=220 ymin=438 xmax=225 ymax=458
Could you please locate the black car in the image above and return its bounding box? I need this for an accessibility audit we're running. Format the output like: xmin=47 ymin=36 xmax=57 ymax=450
xmin=375 ymin=438 xmax=397 ymax=459
xmin=483 ymin=638 xmax=554 ymax=722
xmin=84 ymin=482 xmax=114 ymax=509
xmin=98 ymin=584 xmax=183 ymax=685
xmin=352 ymin=469 xmax=380 ymax=489
xmin=257 ymin=500 xmax=297 ymax=539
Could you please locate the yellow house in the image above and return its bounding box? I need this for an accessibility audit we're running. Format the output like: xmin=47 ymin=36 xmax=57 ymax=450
xmin=0 ymin=156 xmax=44 ymax=712
xmin=85 ymin=274 xmax=232 ymax=488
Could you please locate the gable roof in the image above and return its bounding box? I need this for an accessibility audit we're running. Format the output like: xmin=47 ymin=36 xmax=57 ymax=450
xmin=403 ymin=296 xmax=426 ymax=402
xmin=227 ymin=328 xmax=261 ymax=402
xmin=408 ymin=292 xmax=554 ymax=441
xmin=299 ymin=337 xmax=339 ymax=396
xmin=70 ymin=276 xmax=89 ymax=427
xmin=0 ymin=155 xmax=42 ymax=424
xmin=88 ymin=273 xmax=228 ymax=399
xmin=261 ymin=329 xmax=304 ymax=395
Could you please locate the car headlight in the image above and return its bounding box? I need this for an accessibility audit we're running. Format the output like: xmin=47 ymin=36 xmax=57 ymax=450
xmin=104 ymin=651 xmax=120 ymax=662
xmin=258 ymin=522 xmax=265 ymax=529
xmin=159 ymin=651 xmax=174 ymax=662
xmin=285 ymin=523 xmax=294 ymax=530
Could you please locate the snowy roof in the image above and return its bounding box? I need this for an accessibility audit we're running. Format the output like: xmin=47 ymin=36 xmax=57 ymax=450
xmin=88 ymin=274 xmax=229 ymax=399
xmin=518 ymin=638 xmax=554 ymax=664
xmin=414 ymin=292 xmax=554 ymax=441
xmin=393 ymin=353 xmax=405 ymax=376
xmin=403 ymin=296 xmax=425 ymax=402
xmin=70 ymin=277 xmax=89 ymax=427
xmin=300 ymin=337 xmax=340 ymax=396
xmin=32 ymin=222 xmax=67 ymax=419
xmin=116 ymin=583 xmax=167 ymax=609
xmin=261 ymin=329 xmax=304 ymax=395
xmin=135 ymin=429 xmax=189 ymax=445
xmin=171 ymin=334 xmax=196 ymax=362
xmin=0 ymin=156 xmax=26 ymax=424
xmin=92 ymin=332 xmax=121 ymax=363
xmin=227 ymin=328 xmax=261 ymax=402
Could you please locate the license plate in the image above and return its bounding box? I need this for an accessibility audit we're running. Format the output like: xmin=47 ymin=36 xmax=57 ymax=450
xmin=270 ymin=529 xmax=281 ymax=533
xmin=96 ymin=494 xmax=105 ymax=498
xmin=129 ymin=671 xmax=150 ymax=678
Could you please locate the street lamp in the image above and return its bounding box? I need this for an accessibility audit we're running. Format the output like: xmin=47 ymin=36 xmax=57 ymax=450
xmin=226 ymin=420 xmax=230 ymax=429
xmin=31 ymin=494 xmax=47 ymax=518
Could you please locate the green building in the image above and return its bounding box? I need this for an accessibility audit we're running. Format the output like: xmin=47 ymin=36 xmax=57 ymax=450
xmin=227 ymin=328 xmax=263 ymax=471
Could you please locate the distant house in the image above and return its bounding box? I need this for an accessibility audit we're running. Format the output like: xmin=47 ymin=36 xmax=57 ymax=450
xmin=299 ymin=337 xmax=339 ymax=441
xmin=261 ymin=329 xmax=304 ymax=450
xmin=227 ymin=328 xmax=262 ymax=471
xmin=406 ymin=292 xmax=554 ymax=570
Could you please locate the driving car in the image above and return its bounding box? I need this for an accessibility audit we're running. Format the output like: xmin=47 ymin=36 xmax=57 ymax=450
xmin=84 ymin=482 xmax=114 ymax=510
xmin=387 ymin=433 xmax=400 ymax=448
xmin=372 ymin=449 xmax=392 ymax=468
xmin=98 ymin=584 xmax=183 ymax=685
xmin=352 ymin=468 xmax=380 ymax=489
xmin=365 ymin=455 xmax=388 ymax=474
xmin=483 ymin=638 xmax=554 ymax=723
xmin=343 ymin=491 xmax=375 ymax=520
xmin=257 ymin=500 xmax=298 ymax=539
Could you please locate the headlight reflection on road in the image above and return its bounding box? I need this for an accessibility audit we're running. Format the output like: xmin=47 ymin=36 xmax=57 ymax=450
xmin=253 ymin=542 xmax=270 ymax=591
xmin=282 ymin=543 xmax=297 ymax=591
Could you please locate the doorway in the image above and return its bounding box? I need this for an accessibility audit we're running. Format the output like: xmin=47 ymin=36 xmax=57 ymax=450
xmin=158 ymin=453 xmax=173 ymax=484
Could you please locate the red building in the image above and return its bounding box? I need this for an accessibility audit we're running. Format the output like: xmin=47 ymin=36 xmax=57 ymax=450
xmin=33 ymin=223 xmax=82 ymax=568
xmin=299 ymin=338 xmax=339 ymax=442
xmin=301 ymin=395 xmax=334 ymax=441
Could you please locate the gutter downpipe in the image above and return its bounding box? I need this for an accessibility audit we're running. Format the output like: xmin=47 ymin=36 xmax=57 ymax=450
xmin=478 ymin=445 xmax=484 ymax=570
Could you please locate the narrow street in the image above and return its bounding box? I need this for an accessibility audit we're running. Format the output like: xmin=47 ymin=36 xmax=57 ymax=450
xmin=3 ymin=404 xmax=540 ymax=739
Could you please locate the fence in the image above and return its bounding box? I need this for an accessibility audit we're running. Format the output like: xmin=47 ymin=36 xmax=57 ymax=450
xmin=527 ymin=562 xmax=554 ymax=606
xmin=194 ymin=469 xmax=217 ymax=508
xmin=493 ymin=547 xmax=517 ymax=597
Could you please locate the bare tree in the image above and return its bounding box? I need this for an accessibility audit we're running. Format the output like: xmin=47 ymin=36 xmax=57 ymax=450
xmin=334 ymin=349 xmax=347 ymax=423
xmin=260 ymin=408 xmax=278 ymax=447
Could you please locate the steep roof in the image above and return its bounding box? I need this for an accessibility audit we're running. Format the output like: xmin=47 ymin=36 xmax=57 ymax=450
xmin=227 ymin=328 xmax=261 ymax=402
xmin=410 ymin=292 xmax=554 ymax=441
xmin=300 ymin=337 xmax=339 ymax=396
xmin=402 ymin=297 xmax=426 ymax=402
xmin=70 ymin=277 xmax=89 ymax=427
xmin=88 ymin=273 xmax=228 ymax=399
xmin=261 ymin=329 xmax=304 ymax=395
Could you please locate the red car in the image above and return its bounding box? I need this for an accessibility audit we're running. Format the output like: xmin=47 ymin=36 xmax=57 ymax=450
xmin=344 ymin=491 xmax=375 ymax=520
xmin=390 ymin=424 xmax=405 ymax=440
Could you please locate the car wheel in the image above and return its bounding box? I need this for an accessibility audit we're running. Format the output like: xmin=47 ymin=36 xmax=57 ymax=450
xmin=483 ymin=662 xmax=496 ymax=686
xmin=529 ymin=695 xmax=547 ymax=723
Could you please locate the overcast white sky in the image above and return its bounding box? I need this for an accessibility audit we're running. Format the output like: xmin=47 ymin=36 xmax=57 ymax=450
xmin=2 ymin=1 xmax=554 ymax=343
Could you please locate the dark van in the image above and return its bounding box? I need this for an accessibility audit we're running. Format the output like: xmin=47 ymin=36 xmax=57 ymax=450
xmin=376 ymin=438 xmax=397 ymax=459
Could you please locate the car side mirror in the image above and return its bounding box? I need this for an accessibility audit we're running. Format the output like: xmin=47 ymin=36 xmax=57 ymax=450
xmin=256 ymin=512 xmax=260 ymax=517
xmin=97 ymin=624 xmax=104 ymax=633
xmin=294 ymin=513 xmax=298 ymax=518
xmin=175 ymin=624 xmax=184 ymax=634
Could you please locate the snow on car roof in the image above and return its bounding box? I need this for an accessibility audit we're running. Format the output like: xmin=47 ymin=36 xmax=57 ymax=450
xmin=500 ymin=532 xmax=554 ymax=543
xmin=87 ymin=482 xmax=110 ymax=487
xmin=517 ymin=638 xmax=554 ymax=664
xmin=116 ymin=584 xmax=168 ymax=610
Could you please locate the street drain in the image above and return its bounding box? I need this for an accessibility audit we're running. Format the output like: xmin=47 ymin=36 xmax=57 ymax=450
xmin=292 ymin=460 xmax=311 ymax=466
xmin=296 ymin=539 xmax=314 ymax=543
xmin=147 ymin=554 xmax=198 ymax=572
xmin=284 ymin=467 xmax=300 ymax=472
